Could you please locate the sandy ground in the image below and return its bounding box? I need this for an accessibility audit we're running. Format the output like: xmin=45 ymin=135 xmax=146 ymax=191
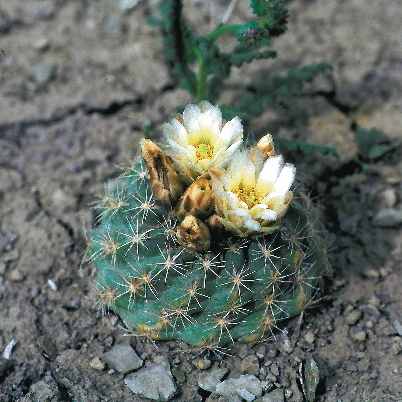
xmin=0 ymin=0 xmax=402 ymax=401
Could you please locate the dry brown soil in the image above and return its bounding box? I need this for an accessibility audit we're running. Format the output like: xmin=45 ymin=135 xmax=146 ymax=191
xmin=1 ymin=1 xmax=402 ymax=401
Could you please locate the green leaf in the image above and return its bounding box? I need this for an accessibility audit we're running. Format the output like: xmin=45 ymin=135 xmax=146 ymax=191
xmin=238 ymin=63 xmax=333 ymax=118
xmin=219 ymin=104 xmax=250 ymax=121
xmin=230 ymin=49 xmax=277 ymax=68
xmin=250 ymin=0 xmax=269 ymax=16
xmin=356 ymin=128 xmax=387 ymax=158
xmin=276 ymin=139 xmax=339 ymax=158
xmin=367 ymin=144 xmax=391 ymax=160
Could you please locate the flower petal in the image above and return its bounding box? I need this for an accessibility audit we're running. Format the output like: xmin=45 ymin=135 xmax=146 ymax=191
xmin=163 ymin=119 xmax=188 ymax=147
xmin=256 ymin=155 xmax=283 ymax=194
xmin=214 ymin=117 xmax=243 ymax=152
xmin=273 ymin=163 xmax=296 ymax=195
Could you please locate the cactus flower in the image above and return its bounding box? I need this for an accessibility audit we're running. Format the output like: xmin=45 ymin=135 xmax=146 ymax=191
xmin=212 ymin=150 xmax=296 ymax=237
xmin=163 ymin=101 xmax=243 ymax=183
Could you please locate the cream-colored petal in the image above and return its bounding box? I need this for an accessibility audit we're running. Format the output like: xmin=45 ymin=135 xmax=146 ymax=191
xmin=249 ymin=203 xmax=268 ymax=215
xmin=165 ymin=139 xmax=194 ymax=162
xmin=211 ymin=140 xmax=243 ymax=170
xmin=186 ymin=145 xmax=197 ymax=162
xmin=255 ymin=155 xmax=283 ymax=194
xmin=199 ymin=100 xmax=215 ymax=113
xmin=238 ymin=201 xmax=248 ymax=209
xmin=183 ymin=104 xmax=202 ymax=129
xmin=202 ymin=102 xmax=222 ymax=126
xmin=233 ymin=207 xmax=253 ymax=221
xmin=241 ymin=156 xmax=257 ymax=192
xmin=163 ymin=120 xmax=188 ymax=147
xmin=243 ymin=218 xmax=261 ymax=231
xmin=273 ymin=163 xmax=296 ymax=195
xmin=214 ymin=117 xmax=243 ymax=152
xmin=226 ymin=191 xmax=240 ymax=208
xmin=255 ymin=209 xmax=277 ymax=221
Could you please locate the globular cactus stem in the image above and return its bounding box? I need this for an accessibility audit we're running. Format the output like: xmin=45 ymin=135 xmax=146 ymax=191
xmin=87 ymin=101 xmax=329 ymax=348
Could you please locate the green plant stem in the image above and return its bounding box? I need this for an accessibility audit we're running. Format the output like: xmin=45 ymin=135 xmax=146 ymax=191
xmin=194 ymin=48 xmax=207 ymax=101
xmin=208 ymin=24 xmax=242 ymax=43
xmin=172 ymin=0 xmax=197 ymax=96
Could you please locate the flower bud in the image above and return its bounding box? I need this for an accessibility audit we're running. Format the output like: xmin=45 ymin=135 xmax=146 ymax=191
xmin=141 ymin=139 xmax=184 ymax=208
xmin=249 ymin=134 xmax=276 ymax=163
xmin=175 ymin=176 xmax=214 ymax=219
xmin=176 ymin=215 xmax=211 ymax=252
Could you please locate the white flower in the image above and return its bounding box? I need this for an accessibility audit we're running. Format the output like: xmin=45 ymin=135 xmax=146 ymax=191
xmin=163 ymin=101 xmax=243 ymax=184
xmin=212 ymin=149 xmax=296 ymax=236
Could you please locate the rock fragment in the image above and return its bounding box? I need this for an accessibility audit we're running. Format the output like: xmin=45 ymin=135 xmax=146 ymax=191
xmin=372 ymin=209 xmax=402 ymax=227
xmin=258 ymin=388 xmax=285 ymax=402
xmin=125 ymin=362 xmax=177 ymax=401
xmin=103 ymin=344 xmax=142 ymax=373
xmin=215 ymin=374 xmax=263 ymax=401
xmin=198 ymin=367 xmax=228 ymax=392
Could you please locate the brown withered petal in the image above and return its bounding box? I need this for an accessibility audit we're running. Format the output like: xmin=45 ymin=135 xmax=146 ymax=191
xmin=141 ymin=139 xmax=184 ymax=208
xmin=175 ymin=175 xmax=214 ymax=219
xmin=176 ymin=215 xmax=211 ymax=252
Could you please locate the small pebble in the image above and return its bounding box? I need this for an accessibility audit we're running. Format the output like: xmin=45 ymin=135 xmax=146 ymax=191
xmin=192 ymin=358 xmax=212 ymax=370
xmin=6 ymin=269 xmax=24 ymax=282
xmin=344 ymin=310 xmax=362 ymax=326
xmin=171 ymin=366 xmax=186 ymax=383
xmin=361 ymin=304 xmax=380 ymax=318
xmin=33 ymin=62 xmax=56 ymax=85
xmin=270 ymin=363 xmax=280 ymax=377
xmin=391 ymin=337 xmax=402 ymax=355
xmin=102 ymin=16 xmax=125 ymax=38
xmin=304 ymin=331 xmax=315 ymax=344
xmin=33 ymin=38 xmax=50 ymax=52
xmin=393 ymin=320 xmax=402 ymax=337
xmin=215 ymin=374 xmax=263 ymax=400
xmin=240 ymin=354 xmax=260 ymax=376
xmin=377 ymin=189 xmax=397 ymax=209
xmin=39 ymin=336 xmax=58 ymax=360
xmin=351 ymin=330 xmax=367 ymax=341
xmin=368 ymin=296 xmax=381 ymax=308
xmin=260 ymin=388 xmax=285 ymax=402
xmin=103 ymin=344 xmax=142 ymax=373
xmin=89 ymin=357 xmax=105 ymax=370
xmin=125 ymin=362 xmax=177 ymax=401
xmin=198 ymin=367 xmax=228 ymax=392
xmin=362 ymin=268 xmax=380 ymax=279
xmin=372 ymin=209 xmax=402 ymax=227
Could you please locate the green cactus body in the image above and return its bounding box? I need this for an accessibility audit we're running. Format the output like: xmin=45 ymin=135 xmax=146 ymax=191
xmin=88 ymin=156 xmax=328 ymax=348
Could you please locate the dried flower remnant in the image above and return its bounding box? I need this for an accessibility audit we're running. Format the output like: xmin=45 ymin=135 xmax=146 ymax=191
xmin=176 ymin=214 xmax=211 ymax=252
xmin=141 ymin=139 xmax=184 ymax=208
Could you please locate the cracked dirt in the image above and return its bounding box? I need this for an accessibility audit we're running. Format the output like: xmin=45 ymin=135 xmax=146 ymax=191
xmin=1 ymin=1 xmax=402 ymax=401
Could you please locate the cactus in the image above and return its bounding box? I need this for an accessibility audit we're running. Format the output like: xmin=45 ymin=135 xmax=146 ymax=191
xmin=88 ymin=102 xmax=329 ymax=348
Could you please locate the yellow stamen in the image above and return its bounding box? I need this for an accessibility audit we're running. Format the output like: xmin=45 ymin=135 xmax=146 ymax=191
xmin=234 ymin=187 xmax=260 ymax=208
xmin=196 ymin=143 xmax=214 ymax=160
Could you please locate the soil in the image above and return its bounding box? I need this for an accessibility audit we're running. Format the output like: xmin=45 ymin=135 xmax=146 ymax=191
xmin=1 ymin=0 xmax=402 ymax=401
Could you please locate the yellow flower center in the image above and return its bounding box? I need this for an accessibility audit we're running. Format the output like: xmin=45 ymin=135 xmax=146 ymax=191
xmin=196 ymin=143 xmax=214 ymax=160
xmin=235 ymin=187 xmax=260 ymax=208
